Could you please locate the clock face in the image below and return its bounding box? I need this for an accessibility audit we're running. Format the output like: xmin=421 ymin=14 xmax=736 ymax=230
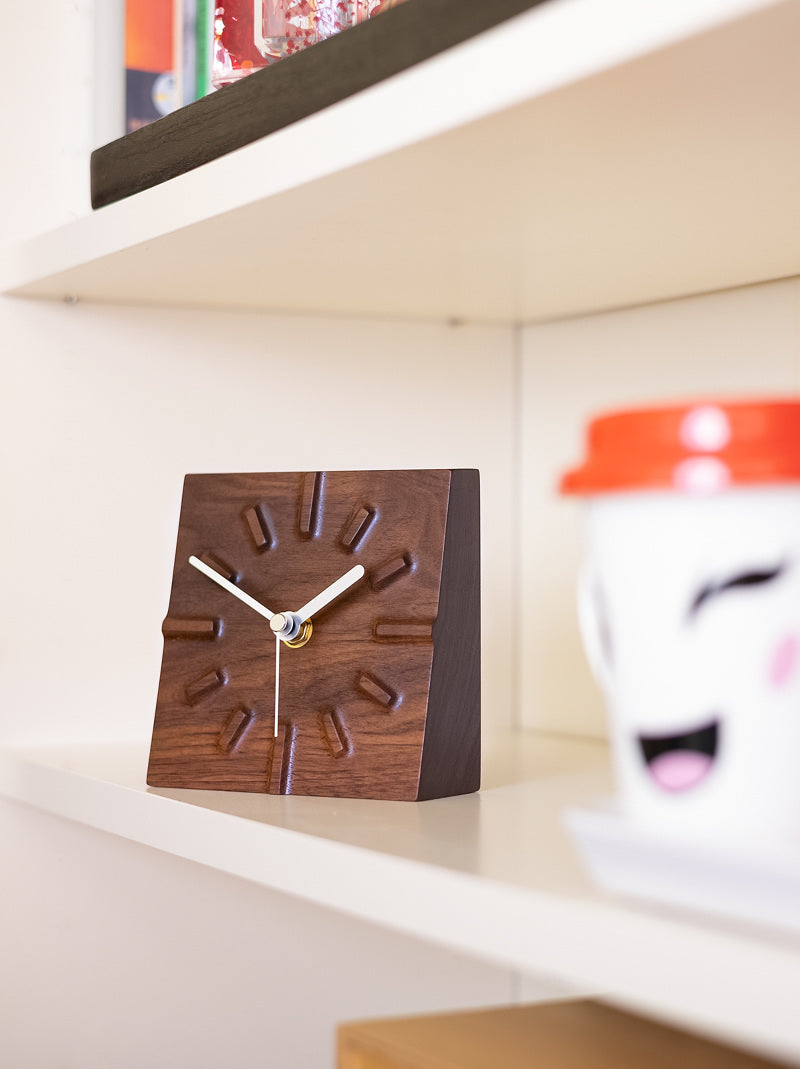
xmin=147 ymin=469 xmax=480 ymax=800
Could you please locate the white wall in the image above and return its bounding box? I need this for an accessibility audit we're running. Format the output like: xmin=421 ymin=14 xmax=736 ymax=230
xmin=0 ymin=1 xmax=101 ymax=244
xmin=0 ymin=298 xmax=515 ymax=746
xmin=520 ymin=279 xmax=800 ymax=736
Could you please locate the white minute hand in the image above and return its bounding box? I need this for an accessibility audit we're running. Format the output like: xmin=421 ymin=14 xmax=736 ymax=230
xmin=188 ymin=555 xmax=275 ymax=621
xmin=294 ymin=565 xmax=365 ymax=624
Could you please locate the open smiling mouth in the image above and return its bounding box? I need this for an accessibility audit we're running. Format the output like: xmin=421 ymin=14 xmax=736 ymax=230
xmin=637 ymin=719 xmax=719 ymax=792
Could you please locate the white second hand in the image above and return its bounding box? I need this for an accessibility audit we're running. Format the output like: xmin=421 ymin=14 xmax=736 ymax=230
xmin=274 ymin=634 xmax=280 ymax=738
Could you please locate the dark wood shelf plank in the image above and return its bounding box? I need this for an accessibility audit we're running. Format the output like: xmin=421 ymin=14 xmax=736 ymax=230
xmin=90 ymin=0 xmax=550 ymax=209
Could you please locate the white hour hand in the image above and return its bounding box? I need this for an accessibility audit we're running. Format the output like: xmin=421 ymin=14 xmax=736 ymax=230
xmin=188 ymin=555 xmax=274 ymax=621
xmin=295 ymin=565 xmax=365 ymax=623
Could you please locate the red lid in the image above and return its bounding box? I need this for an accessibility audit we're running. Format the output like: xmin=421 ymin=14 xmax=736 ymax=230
xmin=560 ymin=398 xmax=800 ymax=495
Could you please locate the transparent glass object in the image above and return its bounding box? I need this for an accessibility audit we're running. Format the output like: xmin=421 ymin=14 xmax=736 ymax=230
xmin=255 ymin=0 xmax=368 ymax=59
xmin=213 ymin=1 xmax=272 ymax=87
xmin=212 ymin=0 xmax=406 ymax=89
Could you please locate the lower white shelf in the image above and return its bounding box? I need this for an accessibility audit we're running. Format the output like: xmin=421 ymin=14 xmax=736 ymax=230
xmin=2 ymin=730 xmax=799 ymax=1063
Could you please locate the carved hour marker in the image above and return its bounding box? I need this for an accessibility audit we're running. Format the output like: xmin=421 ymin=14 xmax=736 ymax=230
xmin=339 ymin=505 xmax=377 ymax=552
xmin=355 ymin=672 xmax=399 ymax=709
xmin=185 ymin=667 xmax=228 ymax=705
xmin=298 ymin=471 xmax=325 ymax=539
xmin=163 ymin=617 xmax=220 ymax=640
xmin=268 ymin=723 xmax=297 ymax=794
xmin=319 ymin=709 xmax=350 ymax=758
xmin=218 ymin=706 xmax=255 ymax=754
xmin=243 ymin=503 xmax=276 ymax=551
xmin=374 ymin=619 xmax=434 ymax=643
xmin=197 ymin=551 xmax=238 ymax=583
xmin=369 ymin=553 xmax=415 ymax=590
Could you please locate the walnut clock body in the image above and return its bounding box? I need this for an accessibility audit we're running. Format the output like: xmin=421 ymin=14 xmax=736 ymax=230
xmin=147 ymin=469 xmax=480 ymax=800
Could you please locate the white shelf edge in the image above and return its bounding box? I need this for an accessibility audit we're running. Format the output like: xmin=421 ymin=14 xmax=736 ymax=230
xmin=0 ymin=0 xmax=785 ymax=309
xmin=2 ymin=733 xmax=800 ymax=1063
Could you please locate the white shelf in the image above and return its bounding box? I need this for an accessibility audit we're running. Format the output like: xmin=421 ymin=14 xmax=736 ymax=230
xmin=3 ymin=731 xmax=800 ymax=1064
xmin=4 ymin=0 xmax=800 ymax=323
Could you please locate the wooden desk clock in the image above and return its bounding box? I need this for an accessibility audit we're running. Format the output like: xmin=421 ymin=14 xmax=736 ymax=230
xmin=147 ymin=469 xmax=480 ymax=800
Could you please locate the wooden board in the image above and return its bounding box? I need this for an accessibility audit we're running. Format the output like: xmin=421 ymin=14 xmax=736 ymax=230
xmin=90 ymin=0 xmax=552 ymax=208
xmin=147 ymin=469 xmax=480 ymax=800
xmin=337 ymin=1001 xmax=784 ymax=1069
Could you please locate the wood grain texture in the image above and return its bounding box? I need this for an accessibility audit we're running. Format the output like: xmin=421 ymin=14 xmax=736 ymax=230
xmin=147 ymin=469 xmax=480 ymax=800
xmin=417 ymin=469 xmax=480 ymax=800
xmin=298 ymin=471 xmax=325 ymax=539
xmin=185 ymin=667 xmax=228 ymax=705
xmin=90 ymin=0 xmax=553 ymax=209
xmin=319 ymin=708 xmax=350 ymax=757
xmin=267 ymin=723 xmax=298 ymax=794
xmin=369 ymin=554 xmax=415 ymax=590
xmin=355 ymin=671 xmax=399 ymax=709
xmin=162 ymin=617 xmax=220 ymax=639
xmin=197 ymin=551 xmax=239 ymax=582
xmin=374 ymin=620 xmax=434 ymax=642
xmin=340 ymin=505 xmax=377 ymax=552
xmin=337 ymin=1001 xmax=781 ymax=1069
xmin=217 ymin=706 xmax=256 ymax=754
xmin=243 ymin=503 xmax=276 ymax=551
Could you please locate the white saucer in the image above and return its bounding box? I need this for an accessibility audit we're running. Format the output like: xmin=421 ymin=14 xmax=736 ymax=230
xmin=565 ymin=799 xmax=800 ymax=936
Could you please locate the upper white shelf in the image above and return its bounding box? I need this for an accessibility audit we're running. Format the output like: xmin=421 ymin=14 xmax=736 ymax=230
xmin=2 ymin=731 xmax=800 ymax=1065
xmin=3 ymin=0 xmax=800 ymax=323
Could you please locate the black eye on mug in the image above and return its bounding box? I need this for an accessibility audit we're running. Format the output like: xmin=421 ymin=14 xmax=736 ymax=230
xmin=688 ymin=561 xmax=788 ymax=621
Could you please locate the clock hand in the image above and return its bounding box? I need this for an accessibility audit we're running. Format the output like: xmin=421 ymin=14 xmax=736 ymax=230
xmin=269 ymin=564 xmax=365 ymax=643
xmin=295 ymin=564 xmax=365 ymax=623
xmin=271 ymin=570 xmax=366 ymax=735
xmin=188 ymin=556 xmax=281 ymax=734
xmin=188 ymin=555 xmax=275 ymax=621
xmin=274 ymin=633 xmax=280 ymax=738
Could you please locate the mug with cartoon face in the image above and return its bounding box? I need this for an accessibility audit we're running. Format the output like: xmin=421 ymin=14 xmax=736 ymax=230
xmin=561 ymin=399 xmax=800 ymax=844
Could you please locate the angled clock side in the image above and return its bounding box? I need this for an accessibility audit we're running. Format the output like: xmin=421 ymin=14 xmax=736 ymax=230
xmin=417 ymin=468 xmax=481 ymax=800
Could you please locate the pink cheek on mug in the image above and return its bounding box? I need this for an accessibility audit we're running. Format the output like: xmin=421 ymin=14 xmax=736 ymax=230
xmin=769 ymin=634 xmax=800 ymax=689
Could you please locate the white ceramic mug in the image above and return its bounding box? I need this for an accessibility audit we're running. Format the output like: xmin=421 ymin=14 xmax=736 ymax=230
xmin=562 ymin=399 xmax=800 ymax=844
